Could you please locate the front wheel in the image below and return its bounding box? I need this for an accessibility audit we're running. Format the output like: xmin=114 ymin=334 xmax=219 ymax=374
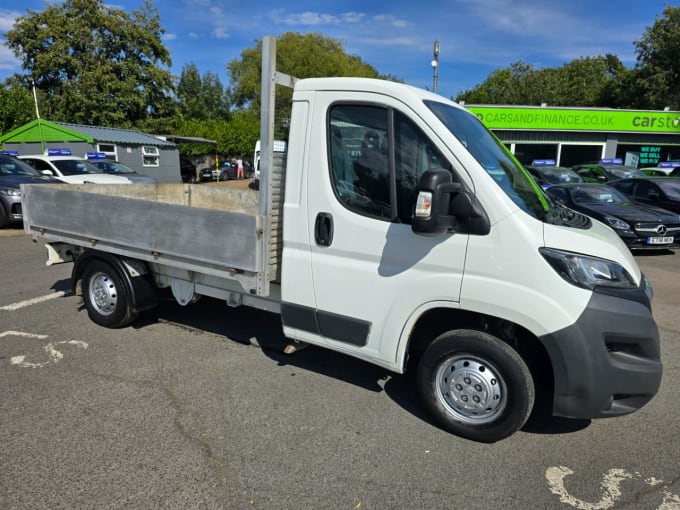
xmin=82 ymin=260 xmax=137 ymax=328
xmin=417 ymin=329 xmax=535 ymax=443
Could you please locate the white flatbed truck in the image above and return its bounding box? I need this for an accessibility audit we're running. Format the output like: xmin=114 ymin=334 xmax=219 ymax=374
xmin=21 ymin=36 xmax=662 ymax=442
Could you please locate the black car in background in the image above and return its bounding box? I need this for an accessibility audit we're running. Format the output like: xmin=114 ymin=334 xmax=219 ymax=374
xmin=608 ymin=177 xmax=680 ymax=214
xmin=200 ymin=162 xmax=233 ymax=181
xmin=546 ymin=182 xmax=680 ymax=251
xmin=88 ymin=159 xmax=156 ymax=183
xmin=180 ymin=158 xmax=197 ymax=183
xmin=525 ymin=164 xmax=584 ymax=189
xmin=572 ymin=162 xmax=646 ymax=183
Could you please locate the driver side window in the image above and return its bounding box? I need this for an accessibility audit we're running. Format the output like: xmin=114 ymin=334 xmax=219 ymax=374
xmin=328 ymin=104 xmax=450 ymax=223
xmin=329 ymin=105 xmax=390 ymax=219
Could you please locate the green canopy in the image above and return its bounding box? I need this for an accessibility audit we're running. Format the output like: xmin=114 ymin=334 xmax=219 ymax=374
xmin=0 ymin=119 xmax=93 ymax=144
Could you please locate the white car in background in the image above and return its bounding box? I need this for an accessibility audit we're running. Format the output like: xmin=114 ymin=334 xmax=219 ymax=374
xmin=18 ymin=149 xmax=131 ymax=184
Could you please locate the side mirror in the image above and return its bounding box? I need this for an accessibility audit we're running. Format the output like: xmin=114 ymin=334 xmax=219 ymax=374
xmin=41 ymin=169 xmax=54 ymax=176
xmin=411 ymin=168 xmax=459 ymax=236
xmin=596 ymin=175 xmax=607 ymax=182
xmin=411 ymin=168 xmax=490 ymax=236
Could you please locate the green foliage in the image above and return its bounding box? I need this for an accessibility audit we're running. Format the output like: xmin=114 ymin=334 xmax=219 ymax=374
xmin=175 ymin=110 xmax=259 ymax=157
xmin=176 ymin=63 xmax=230 ymax=120
xmin=633 ymin=5 xmax=680 ymax=109
xmin=456 ymin=55 xmax=629 ymax=107
xmin=227 ymin=32 xmax=385 ymax=110
xmin=0 ymin=78 xmax=36 ymax=135
xmin=5 ymin=0 xmax=175 ymax=126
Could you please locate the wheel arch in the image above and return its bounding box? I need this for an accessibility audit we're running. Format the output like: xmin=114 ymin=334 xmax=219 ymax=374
xmin=72 ymin=250 xmax=157 ymax=312
xmin=402 ymin=307 xmax=554 ymax=410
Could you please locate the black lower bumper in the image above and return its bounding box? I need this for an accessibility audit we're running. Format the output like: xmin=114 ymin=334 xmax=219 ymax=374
xmin=539 ymin=280 xmax=662 ymax=419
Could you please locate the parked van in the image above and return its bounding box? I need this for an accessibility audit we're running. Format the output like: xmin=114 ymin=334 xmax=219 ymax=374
xmin=21 ymin=36 xmax=662 ymax=442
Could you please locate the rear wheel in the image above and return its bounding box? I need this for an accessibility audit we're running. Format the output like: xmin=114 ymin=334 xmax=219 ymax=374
xmin=417 ymin=329 xmax=534 ymax=442
xmin=82 ymin=260 xmax=137 ymax=328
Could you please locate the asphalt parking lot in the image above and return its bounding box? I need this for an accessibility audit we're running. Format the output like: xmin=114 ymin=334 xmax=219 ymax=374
xmin=1 ymin=227 xmax=679 ymax=509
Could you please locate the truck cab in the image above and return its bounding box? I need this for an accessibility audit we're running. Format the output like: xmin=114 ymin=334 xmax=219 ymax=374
xmin=279 ymin=78 xmax=661 ymax=441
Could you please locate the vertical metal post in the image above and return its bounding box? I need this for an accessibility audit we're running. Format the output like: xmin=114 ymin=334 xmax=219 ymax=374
xmin=432 ymin=40 xmax=440 ymax=94
xmin=259 ymin=35 xmax=276 ymax=218
xmin=257 ymin=35 xmax=277 ymax=296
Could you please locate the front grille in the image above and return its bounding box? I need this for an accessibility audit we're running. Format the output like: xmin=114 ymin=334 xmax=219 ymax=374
xmin=634 ymin=223 xmax=680 ymax=235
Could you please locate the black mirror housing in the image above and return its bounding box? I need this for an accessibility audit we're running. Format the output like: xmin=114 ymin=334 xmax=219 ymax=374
xmin=411 ymin=168 xmax=460 ymax=236
xmin=411 ymin=168 xmax=490 ymax=236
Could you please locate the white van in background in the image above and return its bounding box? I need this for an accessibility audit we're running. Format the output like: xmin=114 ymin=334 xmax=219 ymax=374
xmin=253 ymin=139 xmax=287 ymax=181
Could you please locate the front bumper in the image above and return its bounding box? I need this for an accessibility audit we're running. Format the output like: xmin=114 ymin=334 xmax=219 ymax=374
xmin=539 ymin=279 xmax=662 ymax=419
xmin=0 ymin=195 xmax=22 ymax=222
xmin=618 ymin=230 xmax=680 ymax=251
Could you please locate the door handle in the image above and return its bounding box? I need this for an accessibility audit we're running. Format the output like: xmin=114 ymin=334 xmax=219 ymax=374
xmin=315 ymin=212 xmax=334 ymax=246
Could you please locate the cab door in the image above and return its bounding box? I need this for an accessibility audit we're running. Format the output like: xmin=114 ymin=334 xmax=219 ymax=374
xmin=303 ymin=94 xmax=468 ymax=366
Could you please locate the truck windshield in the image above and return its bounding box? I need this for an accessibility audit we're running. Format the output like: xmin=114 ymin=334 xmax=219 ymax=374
xmin=425 ymin=100 xmax=548 ymax=220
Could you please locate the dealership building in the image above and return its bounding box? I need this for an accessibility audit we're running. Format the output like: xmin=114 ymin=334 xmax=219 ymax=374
xmin=464 ymin=104 xmax=680 ymax=168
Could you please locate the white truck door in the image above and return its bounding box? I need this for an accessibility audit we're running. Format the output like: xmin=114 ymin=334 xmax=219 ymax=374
xmin=304 ymin=94 xmax=469 ymax=366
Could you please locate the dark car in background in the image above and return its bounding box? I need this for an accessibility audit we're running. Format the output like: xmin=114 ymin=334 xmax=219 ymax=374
xmin=525 ymin=159 xmax=584 ymax=189
xmin=88 ymin=158 xmax=156 ymax=183
xmin=573 ymin=158 xmax=646 ymax=183
xmin=180 ymin=158 xmax=197 ymax=183
xmin=0 ymin=152 xmax=62 ymax=228
xmin=199 ymin=163 xmax=232 ymax=181
xmin=608 ymin=177 xmax=680 ymax=214
xmin=546 ymin=182 xmax=680 ymax=251
xmin=200 ymin=160 xmax=253 ymax=182
xmin=199 ymin=166 xmax=218 ymax=181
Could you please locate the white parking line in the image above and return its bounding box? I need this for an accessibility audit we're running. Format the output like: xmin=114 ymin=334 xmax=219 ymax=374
xmin=546 ymin=466 xmax=680 ymax=510
xmin=1 ymin=331 xmax=88 ymax=368
xmin=0 ymin=291 xmax=68 ymax=311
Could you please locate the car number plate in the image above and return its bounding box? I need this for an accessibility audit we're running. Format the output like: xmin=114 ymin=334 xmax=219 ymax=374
xmin=647 ymin=236 xmax=674 ymax=245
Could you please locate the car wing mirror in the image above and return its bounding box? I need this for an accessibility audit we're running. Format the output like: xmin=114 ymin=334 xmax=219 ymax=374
xmin=411 ymin=168 xmax=489 ymax=236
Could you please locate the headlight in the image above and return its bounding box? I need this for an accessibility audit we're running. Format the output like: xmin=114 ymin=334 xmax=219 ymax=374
xmin=603 ymin=215 xmax=630 ymax=230
xmin=540 ymin=247 xmax=637 ymax=290
xmin=0 ymin=188 xmax=21 ymax=197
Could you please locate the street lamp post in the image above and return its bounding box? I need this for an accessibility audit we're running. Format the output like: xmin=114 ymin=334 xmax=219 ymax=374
xmin=431 ymin=40 xmax=440 ymax=93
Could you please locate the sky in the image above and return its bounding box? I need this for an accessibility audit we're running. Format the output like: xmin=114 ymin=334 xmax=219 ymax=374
xmin=0 ymin=0 xmax=673 ymax=99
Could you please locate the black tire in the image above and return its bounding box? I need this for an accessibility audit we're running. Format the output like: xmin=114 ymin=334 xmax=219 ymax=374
xmin=417 ymin=329 xmax=535 ymax=443
xmin=81 ymin=260 xmax=137 ymax=328
xmin=0 ymin=203 xmax=9 ymax=229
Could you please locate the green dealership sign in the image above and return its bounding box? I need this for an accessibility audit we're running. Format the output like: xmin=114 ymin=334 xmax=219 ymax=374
xmin=466 ymin=106 xmax=680 ymax=134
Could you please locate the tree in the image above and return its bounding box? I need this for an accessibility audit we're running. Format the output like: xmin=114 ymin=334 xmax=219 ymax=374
xmin=227 ymin=32 xmax=387 ymax=110
xmin=456 ymin=61 xmax=543 ymax=105
xmin=176 ymin=63 xmax=230 ymax=120
xmin=633 ymin=5 xmax=680 ymax=109
xmin=0 ymin=78 xmax=36 ymax=135
xmin=552 ymin=55 xmax=629 ymax=107
xmin=4 ymin=0 xmax=175 ymax=126
xmin=456 ymin=55 xmax=631 ymax=108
